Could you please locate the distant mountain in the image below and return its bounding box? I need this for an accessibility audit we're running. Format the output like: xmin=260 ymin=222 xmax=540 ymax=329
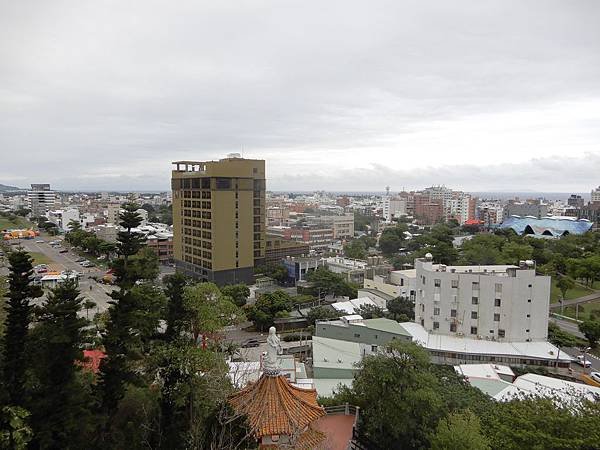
xmin=0 ymin=183 xmax=23 ymax=191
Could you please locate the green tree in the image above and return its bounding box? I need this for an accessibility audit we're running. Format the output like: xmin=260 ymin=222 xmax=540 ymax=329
xmin=149 ymin=342 xmax=235 ymax=449
xmin=98 ymin=241 xmax=117 ymax=261
xmin=0 ymin=406 xmax=33 ymax=450
xmin=349 ymin=341 xmax=446 ymax=449
xmin=163 ymin=272 xmax=188 ymax=340
xmin=556 ymin=275 xmax=575 ymax=301
xmin=305 ymin=306 xmax=339 ymax=326
xmin=356 ymin=304 xmax=385 ymax=319
xmin=501 ymin=242 xmax=533 ymax=264
xmin=379 ymin=232 xmax=403 ymax=255
xmin=247 ymin=291 xmax=293 ymax=331
xmin=220 ymin=284 xmax=251 ymax=307
xmin=344 ymin=239 xmax=367 ymax=260
xmin=481 ymin=398 xmax=600 ymax=450
xmin=183 ymin=283 xmax=244 ymax=344
xmin=305 ymin=267 xmax=357 ymax=298
xmin=579 ymin=319 xmax=600 ymax=348
xmin=1 ymin=250 xmax=42 ymax=406
xmin=386 ymin=296 xmax=414 ymax=321
xmin=547 ymin=322 xmax=580 ymax=348
xmin=430 ymin=410 xmax=490 ymax=450
xmin=27 ymin=280 xmax=92 ymax=449
xmin=99 ymin=204 xmax=157 ymax=417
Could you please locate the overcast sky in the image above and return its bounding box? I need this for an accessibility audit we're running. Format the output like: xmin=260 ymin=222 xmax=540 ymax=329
xmin=1 ymin=1 xmax=599 ymax=192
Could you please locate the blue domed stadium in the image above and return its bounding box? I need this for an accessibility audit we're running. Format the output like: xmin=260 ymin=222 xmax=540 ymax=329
xmin=499 ymin=216 xmax=593 ymax=237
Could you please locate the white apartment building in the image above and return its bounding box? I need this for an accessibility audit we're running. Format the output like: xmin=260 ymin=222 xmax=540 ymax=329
xmin=383 ymin=197 xmax=408 ymax=222
xmin=413 ymin=255 xmax=551 ymax=342
xmin=46 ymin=208 xmax=80 ymax=231
xmin=591 ymin=186 xmax=600 ymax=203
xmin=28 ymin=184 xmax=56 ymax=217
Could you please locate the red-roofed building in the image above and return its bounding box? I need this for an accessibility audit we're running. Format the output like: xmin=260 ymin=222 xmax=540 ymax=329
xmin=80 ymin=349 xmax=106 ymax=374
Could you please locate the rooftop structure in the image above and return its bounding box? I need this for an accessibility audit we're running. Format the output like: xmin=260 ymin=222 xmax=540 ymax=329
xmin=402 ymin=322 xmax=571 ymax=368
xmin=499 ymin=216 xmax=593 ymax=237
xmin=456 ymin=364 xmax=600 ymax=405
xmin=229 ymin=327 xmax=326 ymax=449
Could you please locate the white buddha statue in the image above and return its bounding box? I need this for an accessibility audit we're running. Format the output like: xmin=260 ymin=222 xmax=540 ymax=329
xmin=264 ymin=326 xmax=281 ymax=374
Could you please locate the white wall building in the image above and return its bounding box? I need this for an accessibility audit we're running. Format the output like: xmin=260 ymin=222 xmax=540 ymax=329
xmin=413 ymin=255 xmax=551 ymax=342
xmin=383 ymin=197 xmax=408 ymax=222
xmin=592 ymin=186 xmax=600 ymax=203
xmin=47 ymin=208 xmax=80 ymax=231
xmin=28 ymin=184 xmax=56 ymax=217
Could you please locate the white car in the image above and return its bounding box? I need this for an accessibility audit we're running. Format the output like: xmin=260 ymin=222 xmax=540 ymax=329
xmin=577 ymin=355 xmax=592 ymax=368
xmin=590 ymin=372 xmax=600 ymax=383
xmin=36 ymin=240 xmax=44 ymax=243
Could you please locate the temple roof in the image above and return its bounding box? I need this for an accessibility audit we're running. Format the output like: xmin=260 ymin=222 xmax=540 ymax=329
xmin=229 ymin=374 xmax=325 ymax=440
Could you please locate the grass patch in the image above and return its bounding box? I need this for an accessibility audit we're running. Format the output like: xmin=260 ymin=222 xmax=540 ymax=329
xmin=550 ymin=279 xmax=594 ymax=303
xmin=0 ymin=216 xmax=32 ymax=231
xmin=560 ymin=299 xmax=600 ymax=322
xmin=28 ymin=252 xmax=53 ymax=266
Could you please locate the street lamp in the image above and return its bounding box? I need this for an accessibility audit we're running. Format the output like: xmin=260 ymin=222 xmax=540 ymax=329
xmin=582 ymin=346 xmax=592 ymax=374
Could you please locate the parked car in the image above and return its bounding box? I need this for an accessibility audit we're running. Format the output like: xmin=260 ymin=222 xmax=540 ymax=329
xmin=75 ymin=258 xmax=86 ymax=262
xmin=577 ymin=355 xmax=592 ymax=367
xmin=59 ymin=249 xmax=68 ymax=253
xmin=590 ymin=372 xmax=600 ymax=383
xmin=35 ymin=240 xmax=45 ymax=243
xmin=36 ymin=268 xmax=48 ymax=274
xmin=241 ymin=339 xmax=260 ymax=348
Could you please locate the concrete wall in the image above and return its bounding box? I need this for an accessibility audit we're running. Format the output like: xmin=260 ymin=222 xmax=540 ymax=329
xmin=414 ymin=259 xmax=550 ymax=342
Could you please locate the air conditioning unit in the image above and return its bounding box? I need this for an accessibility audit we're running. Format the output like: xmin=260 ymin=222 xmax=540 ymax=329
xmin=457 ymin=332 xmax=464 ymax=337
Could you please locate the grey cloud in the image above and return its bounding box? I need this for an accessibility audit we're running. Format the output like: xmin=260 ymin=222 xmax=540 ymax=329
xmin=0 ymin=1 xmax=599 ymax=190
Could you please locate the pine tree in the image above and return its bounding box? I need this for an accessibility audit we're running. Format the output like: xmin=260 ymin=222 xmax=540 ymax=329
xmin=98 ymin=204 xmax=160 ymax=417
xmin=28 ymin=279 xmax=92 ymax=449
xmin=1 ymin=250 xmax=42 ymax=407
xmin=163 ymin=272 xmax=188 ymax=340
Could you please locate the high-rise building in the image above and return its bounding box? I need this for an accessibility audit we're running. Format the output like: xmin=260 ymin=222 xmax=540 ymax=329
xmin=171 ymin=155 xmax=266 ymax=285
xmin=591 ymin=186 xmax=600 ymax=203
xmin=28 ymin=184 xmax=56 ymax=217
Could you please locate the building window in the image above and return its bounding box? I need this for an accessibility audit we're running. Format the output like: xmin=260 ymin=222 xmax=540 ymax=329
xmin=472 ymin=282 xmax=479 ymax=289
xmin=451 ymin=279 xmax=459 ymax=288
xmin=494 ymin=298 xmax=501 ymax=307
xmin=472 ymin=297 xmax=479 ymax=305
xmin=495 ymin=283 xmax=502 ymax=293
xmin=450 ymin=309 xmax=457 ymax=318
xmin=450 ymin=323 xmax=457 ymax=332
xmin=526 ymin=329 xmax=530 ymax=333
xmin=434 ymin=307 xmax=440 ymax=316
xmin=470 ymin=326 xmax=478 ymax=335
xmin=471 ymin=311 xmax=478 ymax=319
xmin=371 ymin=345 xmax=378 ymax=352
xmin=494 ymin=313 xmax=500 ymax=322
xmin=498 ymin=329 xmax=505 ymax=338
xmin=433 ymin=321 xmax=439 ymax=330
xmin=434 ymin=279 xmax=441 ymax=287
xmin=353 ymin=333 xmax=360 ymax=338
xmin=527 ymin=299 xmax=531 ymax=303
xmin=526 ymin=314 xmax=530 ymax=318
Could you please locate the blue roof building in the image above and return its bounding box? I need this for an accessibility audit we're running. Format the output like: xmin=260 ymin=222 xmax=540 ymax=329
xmin=498 ymin=216 xmax=592 ymax=237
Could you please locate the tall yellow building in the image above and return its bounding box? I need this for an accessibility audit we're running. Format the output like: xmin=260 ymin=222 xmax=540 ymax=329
xmin=171 ymin=155 xmax=266 ymax=285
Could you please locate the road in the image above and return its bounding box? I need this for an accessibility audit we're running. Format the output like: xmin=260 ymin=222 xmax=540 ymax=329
xmin=549 ymin=291 xmax=600 ymax=310
xmin=5 ymin=235 xmax=175 ymax=315
xmin=549 ymin=316 xmax=585 ymax=339
xmin=561 ymin=347 xmax=600 ymax=372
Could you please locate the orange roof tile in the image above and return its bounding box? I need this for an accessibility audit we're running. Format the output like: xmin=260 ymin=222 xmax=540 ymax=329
xmin=229 ymin=374 xmax=325 ymax=441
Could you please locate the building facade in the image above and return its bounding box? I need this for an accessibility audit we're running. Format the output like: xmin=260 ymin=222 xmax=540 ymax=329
xmin=171 ymin=156 xmax=266 ymax=285
xmin=413 ymin=256 xmax=551 ymax=342
xmin=28 ymin=184 xmax=56 ymax=217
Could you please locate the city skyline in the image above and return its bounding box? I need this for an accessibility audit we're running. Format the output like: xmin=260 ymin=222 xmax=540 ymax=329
xmin=1 ymin=1 xmax=599 ymax=191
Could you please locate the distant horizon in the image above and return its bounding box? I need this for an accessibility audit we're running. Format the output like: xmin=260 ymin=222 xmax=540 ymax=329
xmin=2 ymin=184 xmax=592 ymax=202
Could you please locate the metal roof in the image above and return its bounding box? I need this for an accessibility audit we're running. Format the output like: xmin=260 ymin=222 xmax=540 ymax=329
xmin=499 ymin=217 xmax=593 ymax=237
